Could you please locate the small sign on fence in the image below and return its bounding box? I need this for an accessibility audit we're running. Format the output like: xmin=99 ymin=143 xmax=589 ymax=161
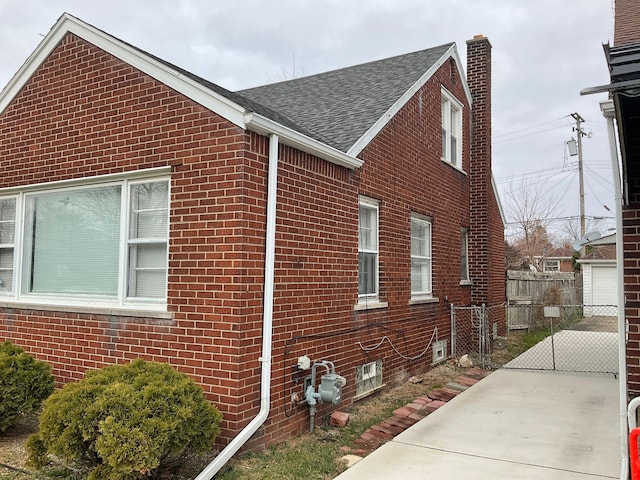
xmin=543 ymin=306 xmax=560 ymax=318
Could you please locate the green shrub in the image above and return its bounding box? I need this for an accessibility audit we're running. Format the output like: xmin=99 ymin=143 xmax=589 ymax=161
xmin=28 ymin=359 xmax=222 ymax=480
xmin=0 ymin=341 xmax=55 ymax=432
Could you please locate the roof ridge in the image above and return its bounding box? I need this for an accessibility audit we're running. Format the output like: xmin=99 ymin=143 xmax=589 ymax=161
xmin=239 ymin=43 xmax=455 ymax=93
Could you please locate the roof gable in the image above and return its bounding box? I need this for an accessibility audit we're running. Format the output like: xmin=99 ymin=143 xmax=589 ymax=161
xmin=0 ymin=13 xmax=362 ymax=169
xmin=1 ymin=14 xmax=471 ymax=168
xmin=0 ymin=13 xmax=247 ymax=128
xmin=239 ymin=44 xmax=472 ymax=155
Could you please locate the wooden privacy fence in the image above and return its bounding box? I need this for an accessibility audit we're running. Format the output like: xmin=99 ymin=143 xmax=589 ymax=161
xmin=507 ymin=270 xmax=582 ymax=330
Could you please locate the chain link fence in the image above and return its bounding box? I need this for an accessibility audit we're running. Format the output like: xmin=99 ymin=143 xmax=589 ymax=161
xmin=451 ymin=303 xmax=505 ymax=369
xmin=451 ymin=303 xmax=619 ymax=375
xmin=503 ymin=304 xmax=618 ymax=374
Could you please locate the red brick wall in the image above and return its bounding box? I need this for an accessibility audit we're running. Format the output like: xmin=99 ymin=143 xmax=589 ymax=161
xmin=0 ymin=33 xmax=265 ymax=447
xmin=0 ymin=31 xmax=502 ymax=451
xmin=614 ymin=0 xmax=640 ymax=399
xmin=624 ymin=208 xmax=640 ymax=397
xmin=615 ymin=0 xmax=640 ymax=46
xmin=466 ymin=36 xmax=506 ymax=317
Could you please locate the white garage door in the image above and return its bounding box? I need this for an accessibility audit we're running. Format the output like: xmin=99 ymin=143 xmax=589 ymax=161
xmin=590 ymin=265 xmax=618 ymax=316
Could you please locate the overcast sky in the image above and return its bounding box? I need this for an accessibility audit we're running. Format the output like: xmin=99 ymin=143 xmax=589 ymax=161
xmin=0 ymin=0 xmax=617 ymax=243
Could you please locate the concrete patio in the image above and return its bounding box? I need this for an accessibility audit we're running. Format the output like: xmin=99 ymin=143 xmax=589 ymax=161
xmin=334 ymin=368 xmax=620 ymax=479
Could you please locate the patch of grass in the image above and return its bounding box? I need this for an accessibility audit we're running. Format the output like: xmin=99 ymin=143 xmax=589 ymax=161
xmin=521 ymin=329 xmax=553 ymax=349
xmin=216 ymin=437 xmax=342 ymax=480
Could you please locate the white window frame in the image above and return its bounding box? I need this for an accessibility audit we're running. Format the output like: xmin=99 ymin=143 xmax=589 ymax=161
xmin=544 ymin=259 xmax=560 ymax=272
xmin=460 ymin=228 xmax=471 ymax=284
xmin=0 ymin=170 xmax=169 ymax=313
xmin=411 ymin=214 xmax=432 ymax=300
xmin=358 ymin=197 xmax=379 ymax=303
xmin=355 ymin=359 xmax=384 ymax=398
xmin=441 ymin=87 xmax=463 ymax=168
xmin=0 ymin=197 xmax=17 ymax=295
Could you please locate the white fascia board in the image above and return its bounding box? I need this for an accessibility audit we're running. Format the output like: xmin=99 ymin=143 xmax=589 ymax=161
xmin=245 ymin=112 xmax=363 ymax=170
xmin=577 ymin=258 xmax=616 ymax=265
xmin=0 ymin=14 xmax=246 ymax=128
xmin=492 ymin=174 xmax=507 ymax=226
xmin=347 ymin=43 xmax=472 ymax=157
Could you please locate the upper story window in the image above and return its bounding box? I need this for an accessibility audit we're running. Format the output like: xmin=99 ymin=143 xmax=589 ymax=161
xmin=441 ymin=87 xmax=463 ymax=168
xmin=411 ymin=214 xmax=432 ymax=299
xmin=0 ymin=173 xmax=169 ymax=312
xmin=358 ymin=197 xmax=379 ymax=301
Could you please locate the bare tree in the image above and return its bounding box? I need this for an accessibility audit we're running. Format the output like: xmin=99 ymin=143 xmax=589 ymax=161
xmin=504 ymin=177 xmax=558 ymax=270
xmin=560 ymin=216 xmax=605 ymax=246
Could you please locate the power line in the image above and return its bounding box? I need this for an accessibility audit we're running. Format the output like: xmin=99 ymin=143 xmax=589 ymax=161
xmin=493 ymin=115 xmax=571 ymax=140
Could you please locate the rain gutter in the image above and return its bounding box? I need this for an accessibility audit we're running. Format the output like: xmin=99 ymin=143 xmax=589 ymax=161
xmin=600 ymin=99 xmax=629 ymax=480
xmin=194 ymin=132 xmax=279 ymax=480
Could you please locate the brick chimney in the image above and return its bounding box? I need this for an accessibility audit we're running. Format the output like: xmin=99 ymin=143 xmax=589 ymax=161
xmin=614 ymin=0 xmax=640 ymax=46
xmin=466 ymin=35 xmax=498 ymax=305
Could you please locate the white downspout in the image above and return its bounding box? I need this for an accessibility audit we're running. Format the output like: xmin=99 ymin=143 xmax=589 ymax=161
xmin=600 ymin=100 xmax=629 ymax=480
xmin=195 ymin=133 xmax=279 ymax=480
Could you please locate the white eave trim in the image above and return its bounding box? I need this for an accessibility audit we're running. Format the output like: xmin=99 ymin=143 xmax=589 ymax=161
xmin=0 ymin=13 xmax=246 ymax=128
xmin=492 ymin=174 xmax=507 ymax=226
xmin=576 ymin=258 xmax=616 ymax=265
xmin=245 ymin=112 xmax=363 ymax=170
xmin=0 ymin=13 xmax=363 ymax=172
xmin=347 ymin=43 xmax=473 ymax=157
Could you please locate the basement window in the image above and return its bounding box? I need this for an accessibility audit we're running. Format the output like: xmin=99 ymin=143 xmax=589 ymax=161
xmin=355 ymin=359 xmax=383 ymax=398
xmin=432 ymin=339 xmax=448 ymax=364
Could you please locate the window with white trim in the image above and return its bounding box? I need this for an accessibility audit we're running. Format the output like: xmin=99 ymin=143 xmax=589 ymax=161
xmin=0 ymin=198 xmax=16 ymax=294
xmin=460 ymin=228 xmax=470 ymax=282
xmin=544 ymin=259 xmax=560 ymax=272
xmin=358 ymin=197 xmax=379 ymax=300
xmin=0 ymin=176 xmax=169 ymax=310
xmin=411 ymin=214 xmax=432 ymax=298
xmin=441 ymin=88 xmax=463 ymax=168
xmin=356 ymin=359 xmax=383 ymax=397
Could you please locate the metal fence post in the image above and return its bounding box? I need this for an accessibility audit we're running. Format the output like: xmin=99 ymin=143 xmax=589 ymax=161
xmin=450 ymin=303 xmax=456 ymax=358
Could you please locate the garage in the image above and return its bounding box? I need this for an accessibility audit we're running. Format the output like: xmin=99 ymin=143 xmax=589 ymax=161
xmin=578 ymin=239 xmax=617 ymax=317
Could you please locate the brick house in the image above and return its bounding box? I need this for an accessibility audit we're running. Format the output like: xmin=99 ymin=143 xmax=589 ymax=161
xmin=0 ymin=12 xmax=505 ymax=461
xmin=582 ymin=0 xmax=640 ymax=473
xmin=582 ymin=0 xmax=640 ymax=399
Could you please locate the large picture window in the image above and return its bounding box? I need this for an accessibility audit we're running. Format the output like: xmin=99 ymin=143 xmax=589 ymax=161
xmin=0 ymin=175 xmax=169 ymax=310
xmin=411 ymin=214 xmax=432 ymax=298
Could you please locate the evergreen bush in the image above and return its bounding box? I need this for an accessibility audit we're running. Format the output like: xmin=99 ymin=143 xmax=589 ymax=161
xmin=0 ymin=341 xmax=54 ymax=432
xmin=28 ymin=359 xmax=222 ymax=480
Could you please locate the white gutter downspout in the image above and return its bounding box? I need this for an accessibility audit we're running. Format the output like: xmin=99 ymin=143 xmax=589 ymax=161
xmin=600 ymin=100 xmax=629 ymax=480
xmin=195 ymin=133 xmax=279 ymax=480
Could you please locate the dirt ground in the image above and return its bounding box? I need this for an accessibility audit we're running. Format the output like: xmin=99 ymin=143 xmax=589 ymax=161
xmin=0 ymin=364 xmax=465 ymax=479
xmin=0 ymin=415 xmax=38 ymax=479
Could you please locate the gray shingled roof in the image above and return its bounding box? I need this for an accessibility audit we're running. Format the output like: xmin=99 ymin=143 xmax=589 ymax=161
xmin=87 ymin=13 xmax=453 ymax=154
xmin=238 ymin=43 xmax=454 ymax=152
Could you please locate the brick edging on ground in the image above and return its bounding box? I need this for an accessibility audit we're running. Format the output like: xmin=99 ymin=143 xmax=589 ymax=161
xmin=340 ymin=367 xmax=489 ymax=457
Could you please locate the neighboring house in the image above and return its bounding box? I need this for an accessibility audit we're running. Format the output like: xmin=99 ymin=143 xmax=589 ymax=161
xmin=577 ymin=233 xmax=617 ymax=316
xmin=533 ymin=243 xmax=575 ymax=273
xmin=0 ymin=13 xmax=505 ymax=457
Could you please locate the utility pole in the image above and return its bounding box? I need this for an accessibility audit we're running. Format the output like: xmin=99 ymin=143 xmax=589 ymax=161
xmin=571 ymin=112 xmax=586 ymax=245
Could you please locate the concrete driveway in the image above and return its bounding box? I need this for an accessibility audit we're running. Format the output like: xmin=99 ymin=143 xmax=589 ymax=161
xmin=334 ymin=368 xmax=619 ymax=479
